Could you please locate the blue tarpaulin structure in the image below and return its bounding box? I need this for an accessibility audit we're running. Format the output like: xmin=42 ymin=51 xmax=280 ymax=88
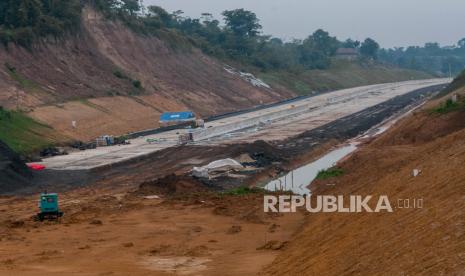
xmin=160 ymin=111 xmax=195 ymax=123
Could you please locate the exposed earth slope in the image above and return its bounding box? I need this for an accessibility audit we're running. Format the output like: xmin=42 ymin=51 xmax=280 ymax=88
xmin=265 ymin=76 xmax=465 ymax=275
xmin=0 ymin=7 xmax=291 ymax=141
xmin=0 ymin=140 xmax=31 ymax=192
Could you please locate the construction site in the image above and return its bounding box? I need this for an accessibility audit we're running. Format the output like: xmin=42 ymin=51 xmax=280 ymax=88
xmin=3 ymin=75 xmax=464 ymax=275
xmin=1 ymin=1 xmax=465 ymax=275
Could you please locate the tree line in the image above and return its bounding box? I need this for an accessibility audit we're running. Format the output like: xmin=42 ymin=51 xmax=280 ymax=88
xmin=379 ymin=41 xmax=465 ymax=76
xmin=92 ymin=0 xmax=380 ymax=71
xmin=2 ymin=0 xmax=464 ymax=76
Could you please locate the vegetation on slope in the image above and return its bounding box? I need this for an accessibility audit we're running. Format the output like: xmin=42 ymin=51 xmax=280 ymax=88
xmin=432 ymin=69 xmax=465 ymax=113
xmin=316 ymin=167 xmax=344 ymax=180
xmin=0 ymin=0 xmax=442 ymax=156
xmin=91 ymin=1 xmax=465 ymax=77
xmin=259 ymin=59 xmax=432 ymax=94
xmin=0 ymin=139 xmax=32 ymax=192
xmin=266 ymin=98 xmax=465 ymax=275
xmin=0 ymin=107 xmax=65 ymax=154
xmin=433 ymin=98 xmax=465 ymax=114
xmin=0 ymin=0 xmax=81 ymax=47
xmin=93 ymin=1 xmax=380 ymax=72
xmin=2 ymin=1 xmax=462 ymax=76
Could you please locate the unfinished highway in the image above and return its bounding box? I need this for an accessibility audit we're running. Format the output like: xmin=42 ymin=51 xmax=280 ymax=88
xmin=37 ymin=78 xmax=450 ymax=170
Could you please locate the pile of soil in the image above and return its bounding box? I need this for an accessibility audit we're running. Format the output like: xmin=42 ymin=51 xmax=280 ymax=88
xmin=84 ymin=140 xmax=285 ymax=193
xmin=0 ymin=140 xmax=31 ymax=193
xmin=137 ymin=174 xmax=209 ymax=196
xmin=233 ymin=140 xmax=286 ymax=166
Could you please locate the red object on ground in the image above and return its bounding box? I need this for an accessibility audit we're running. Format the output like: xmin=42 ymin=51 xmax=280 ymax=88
xmin=28 ymin=164 xmax=46 ymax=171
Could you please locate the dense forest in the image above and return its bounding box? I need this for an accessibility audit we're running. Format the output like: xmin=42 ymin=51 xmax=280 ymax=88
xmin=0 ymin=0 xmax=81 ymax=46
xmin=1 ymin=0 xmax=464 ymax=76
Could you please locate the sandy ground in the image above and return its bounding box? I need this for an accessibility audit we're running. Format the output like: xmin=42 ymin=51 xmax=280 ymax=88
xmin=0 ymin=190 xmax=304 ymax=276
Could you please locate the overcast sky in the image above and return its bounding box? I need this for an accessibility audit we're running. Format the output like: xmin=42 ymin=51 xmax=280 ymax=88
xmin=144 ymin=0 xmax=464 ymax=48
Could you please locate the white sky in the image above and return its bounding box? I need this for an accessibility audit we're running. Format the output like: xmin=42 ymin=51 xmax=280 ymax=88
xmin=143 ymin=0 xmax=464 ymax=48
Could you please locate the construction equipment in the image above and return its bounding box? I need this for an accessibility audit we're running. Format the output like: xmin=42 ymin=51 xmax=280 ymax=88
xmin=36 ymin=193 xmax=63 ymax=221
xmin=96 ymin=135 xmax=114 ymax=147
xmin=178 ymin=132 xmax=193 ymax=145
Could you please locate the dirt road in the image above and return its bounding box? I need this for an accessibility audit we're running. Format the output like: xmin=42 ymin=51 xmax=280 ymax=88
xmin=0 ymin=190 xmax=304 ymax=275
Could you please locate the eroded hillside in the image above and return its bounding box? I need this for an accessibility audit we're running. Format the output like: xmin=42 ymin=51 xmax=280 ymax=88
xmin=265 ymin=77 xmax=465 ymax=275
xmin=0 ymin=7 xmax=291 ymax=141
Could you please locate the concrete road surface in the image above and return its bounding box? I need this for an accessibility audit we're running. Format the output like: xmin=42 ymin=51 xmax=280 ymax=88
xmin=37 ymin=78 xmax=450 ymax=170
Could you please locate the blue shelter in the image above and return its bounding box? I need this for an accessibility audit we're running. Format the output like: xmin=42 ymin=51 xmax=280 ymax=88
xmin=159 ymin=111 xmax=195 ymax=123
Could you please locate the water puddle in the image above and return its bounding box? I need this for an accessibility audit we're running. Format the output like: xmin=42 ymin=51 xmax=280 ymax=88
xmin=263 ymin=143 xmax=358 ymax=195
xmin=263 ymin=100 xmax=418 ymax=195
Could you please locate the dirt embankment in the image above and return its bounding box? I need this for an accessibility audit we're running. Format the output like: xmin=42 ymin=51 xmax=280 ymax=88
xmin=0 ymin=140 xmax=31 ymax=192
xmin=0 ymin=7 xmax=291 ymax=141
xmin=265 ymin=93 xmax=465 ymax=275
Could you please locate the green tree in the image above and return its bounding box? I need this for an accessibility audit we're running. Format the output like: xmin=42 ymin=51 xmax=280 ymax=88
xmin=18 ymin=0 xmax=43 ymax=27
xmin=309 ymin=29 xmax=339 ymax=56
xmin=342 ymin=38 xmax=360 ymax=49
xmin=360 ymin=38 xmax=380 ymax=59
xmin=222 ymin=9 xmax=261 ymax=38
xmin=0 ymin=0 xmax=81 ymax=47
xmin=146 ymin=5 xmax=172 ymax=27
xmin=121 ymin=0 xmax=141 ymax=16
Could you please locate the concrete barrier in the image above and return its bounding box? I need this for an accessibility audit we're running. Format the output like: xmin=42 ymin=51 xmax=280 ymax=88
xmin=190 ymin=87 xmax=375 ymax=141
xmin=191 ymin=103 xmax=316 ymax=141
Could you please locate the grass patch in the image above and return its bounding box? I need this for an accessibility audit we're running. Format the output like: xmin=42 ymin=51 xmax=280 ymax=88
xmin=113 ymin=69 xmax=143 ymax=91
xmin=259 ymin=59 xmax=432 ymax=95
xmin=132 ymin=80 xmax=142 ymax=89
xmin=432 ymin=98 xmax=464 ymax=114
xmin=113 ymin=70 xmax=126 ymax=79
xmin=225 ymin=186 xmax=261 ymax=196
xmin=5 ymin=63 xmax=43 ymax=91
xmin=78 ymin=99 xmax=110 ymax=114
xmin=0 ymin=108 xmax=64 ymax=154
xmin=260 ymin=72 xmax=313 ymax=95
xmin=315 ymin=167 xmax=344 ymax=180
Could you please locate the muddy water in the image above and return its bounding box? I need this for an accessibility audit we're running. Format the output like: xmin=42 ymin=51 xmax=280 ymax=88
xmin=263 ymin=143 xmax=358 ymax=195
